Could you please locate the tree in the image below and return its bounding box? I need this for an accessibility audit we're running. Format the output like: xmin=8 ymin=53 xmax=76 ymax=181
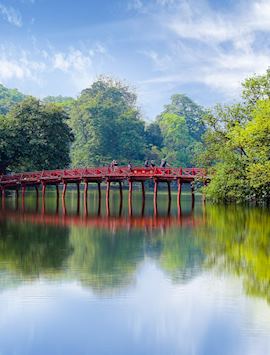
xmin=43 ymin=95 xmax=75 ymax=113
xmin=145 ymin=122 xmax=163 ymax=149
xmin=162 ymin=94 xmax=206 ymax=141
xmin=0 ymin=97 xmax=73 ymax=173
xmin=158 ymin=113 xmax=195 ymax=166
xmin=200 ymin=69 xmax=270 ymax=203
xmin=0 ymin=84 xmax=26 ymax=115
xmin=153 ymin=94 xmax=206 ymax=167
xmin=242 ymin=68 xmax=270 ymax=106
xmin=70 ymin=77 xmax=146 ymax=166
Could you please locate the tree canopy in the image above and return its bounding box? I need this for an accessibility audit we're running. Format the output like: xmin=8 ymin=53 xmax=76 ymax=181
xmin=200 ymin=70 xmax=270 ymax=203
xmin=0 ymin=97 xmax=73 ymax=173
xmin=70 ymin=77 xmax=145 ymax=166
xmin=0 ymin=84 xmax=26 ymax=115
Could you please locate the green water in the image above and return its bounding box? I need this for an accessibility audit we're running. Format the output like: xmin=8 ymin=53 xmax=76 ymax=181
xmin=0 ymin=189 xmax=269 ymax=355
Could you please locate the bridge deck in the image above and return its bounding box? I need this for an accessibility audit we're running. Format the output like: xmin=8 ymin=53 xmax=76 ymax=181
xmin=0 ymin=166 xmax=206 ymax=189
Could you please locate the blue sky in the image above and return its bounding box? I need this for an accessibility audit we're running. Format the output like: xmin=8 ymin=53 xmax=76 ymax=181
xmin=0 ymin=0 xmax=269 ymax=118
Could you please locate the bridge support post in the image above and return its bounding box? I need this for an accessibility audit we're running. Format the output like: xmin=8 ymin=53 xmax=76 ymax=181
xmin=62 ymin=182 xmax=67 ymax=200
xmin=119 ymin=181 xmax=123 ymax=200
xmin=106 ymin=180 xmax=110 ymax=201
xmin=15 ymin=187 xmax=19 ymax=200
xmin=154 ymin=179 xmax=158 ymax=206
xmin=128 ymin=180 xmax=133 ymax=217
xmin=84 ymin=182 xmax=88 ymax=216
xmin=76 ymin=183 xmax=80 ymax=214
xmin=15 ymin=187 xmax=19 ymax=210
xmin=1 ymin=188 xmax=5 ymax=208
xmin=22 ymin=186 xmax=26 ymax=210
xmin=42 ymin=183 xmax=46 ymax=200
xmin=141 ymin=181 xmax=145 ymax=201
xmin=191 ymin=182 xmax=195 ymax=209
xmin=97 ymin=182 xmax=101 ymax=201
xmin=167 ymin=181 xmax=171 ymax=202
xmin=177 ymin=179 xmax=182 ymax=208
xmin=84 ymin=182 xmax=88 ymax=201
xmin=202 ymin=180 xmax=207 ymax=203
xmin=106 ymin=180 xmax=111 ymax=216
xmin=35 ymin=185 xmax=39 ymax=200
xmin=56 ymin=184 xmax=59 ymax=201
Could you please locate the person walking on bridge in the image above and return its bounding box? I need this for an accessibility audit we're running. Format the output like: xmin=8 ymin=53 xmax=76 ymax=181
xmin=128 ymin=161 xmax=132 ymax=170
xmin=144 ymin=159 xmax=149 ymax=168
xmin=160 ymin=158 xmax=168 ymax=168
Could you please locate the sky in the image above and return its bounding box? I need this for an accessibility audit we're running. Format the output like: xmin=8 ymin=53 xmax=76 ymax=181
xmin=0 ymin=0 xmax=269 ymax=119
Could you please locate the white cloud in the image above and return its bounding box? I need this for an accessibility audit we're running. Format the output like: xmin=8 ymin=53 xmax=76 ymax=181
xmin=53 ymin=50 xmax=92 ymax=72
xmin=0 ymin=4 xmax=22 ymax=27
xmin=138 ymin=0 xmax=270 ymax=104
xmin=0 ymin=42 xmax=109 ymax=96
xmin=0 ymin=49 xmax=46 ymax=82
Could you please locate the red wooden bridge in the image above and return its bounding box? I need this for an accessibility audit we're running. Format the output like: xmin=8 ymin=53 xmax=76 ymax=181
xmin=0 ymin=166 xmax=207 ymax=207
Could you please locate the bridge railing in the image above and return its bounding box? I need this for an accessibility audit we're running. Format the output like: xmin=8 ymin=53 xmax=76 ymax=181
xmin=0 ymin=166 xmax=207 ymax=186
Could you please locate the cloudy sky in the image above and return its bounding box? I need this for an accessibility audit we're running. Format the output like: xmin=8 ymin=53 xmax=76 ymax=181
xmin=0 ymin=0 xmax=269 ymax=118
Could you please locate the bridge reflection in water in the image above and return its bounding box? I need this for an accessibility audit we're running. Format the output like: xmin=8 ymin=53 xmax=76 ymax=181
xmin=0 ymin=188 xmax=205 ymax=234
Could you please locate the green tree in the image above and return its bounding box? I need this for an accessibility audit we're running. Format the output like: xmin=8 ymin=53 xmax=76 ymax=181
xmin=242 ymin=68 xmax=270 ymax=106
xmin=201 ymin=70 xmax=270 ymax=203
xmin=145 ymin=122 xmax=163 ymax=149
xmin=162 ymin=94 xmax=206 ymax=141
xmin=70 ymin=77 xmax=146 ymax=166
xmin=0 ymin=97 xmax=73 ymax=172
xmin=154 ymin=94 xmax=206 ymax=167
xmin=0 ymin=84 xmax=26 ymax=115
xmin=43 ymin=95 xmax=75 ymax=113
xmin=158 ymin=112 xmax=195 ymax=166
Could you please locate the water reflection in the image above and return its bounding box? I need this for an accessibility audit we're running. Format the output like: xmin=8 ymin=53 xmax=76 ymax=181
xmin=0 ymin=191 xmax=269 ymax=302
xmin=0 ymin=191 xmax=270 ymax=354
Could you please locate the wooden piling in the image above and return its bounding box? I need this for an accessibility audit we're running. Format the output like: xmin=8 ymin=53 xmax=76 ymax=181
xmin=1 ymin=188 xmax=5 ymax=209
xmin=177 ymin=179 xmax=182 ymax=208
xmin=56 ymin=184 xmax=59 ymax=200
xmin=191 ymin=183 xmax=195 ymax=209
xmin=15 ymin=187 xmax=19 ymax=200
xmin=119 ymin=181 xmax=123 ymax=201
xmin=141 ymin=181 xmax=145 ymax=201
xmin=42 ymin=183 xmax=46 ymax=199
xmin=167 ymin=181 xmax=171 ymax=202
xmin=22 ymin=185 xmax=26 ymax=200
xmin=62 ymin=182 xmax=67 ymax=200
xmin=84 ymin=182 xmax=88 ymax=201
xmin=76 ymin=183 xmax=80 ymax=214
xmin=35 ymin=185 xmax=39 ymax=200
xmin=154 ymin=179 xmax=158 ymax=206
xmin=106 ymin=180 xmax=111 ymax=203
xmin=97 ymin=182 xmax=101 ymax=202
xmin=128 ymin=180 xmax=133 ymax=217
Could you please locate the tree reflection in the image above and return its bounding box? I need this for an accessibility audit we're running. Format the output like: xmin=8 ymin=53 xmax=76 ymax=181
xmin=0 ymin=202 xmax=269 ymax=302
xmin=0 ymin=219 xmax=72 ymax=277
xmin=198 ymin=206 xmax=270 ymax=303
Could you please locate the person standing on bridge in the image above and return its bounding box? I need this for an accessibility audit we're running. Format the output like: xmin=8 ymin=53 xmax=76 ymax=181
xmin=160 ymin=158 xmax=168 ymax=168
xmin=128 ymin=161 xmax=132 ymax=170
xmin=144 ymin=159 xmax=149 ymax=168
xmin=110 ymin=160 xmax=118 ymax=171
xmin=150 ymin=160 xmax=155 ymax=167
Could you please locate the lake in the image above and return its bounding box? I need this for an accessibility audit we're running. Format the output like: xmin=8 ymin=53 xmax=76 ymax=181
xmin=0 ymin=189 xmax=269 ymax=355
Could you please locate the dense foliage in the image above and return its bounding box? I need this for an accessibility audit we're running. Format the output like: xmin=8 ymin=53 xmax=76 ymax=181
xmin=0 ymin=84 xmax=25 ymax=115
xmin=70 ymin=77 xmax=146 ymax=166
xmin=200 ymin=70 xmax=270 ymax=203
xmin=0 ymin=97 xmax=73 ymax=173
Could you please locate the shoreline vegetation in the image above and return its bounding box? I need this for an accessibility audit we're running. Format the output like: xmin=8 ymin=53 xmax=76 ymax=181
xmin=0 ymin=70 xmax=269 ymax=204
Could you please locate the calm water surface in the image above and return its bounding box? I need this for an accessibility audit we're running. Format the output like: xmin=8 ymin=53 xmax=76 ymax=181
xmin=0 ymin=189 xmax=269 ymax=355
